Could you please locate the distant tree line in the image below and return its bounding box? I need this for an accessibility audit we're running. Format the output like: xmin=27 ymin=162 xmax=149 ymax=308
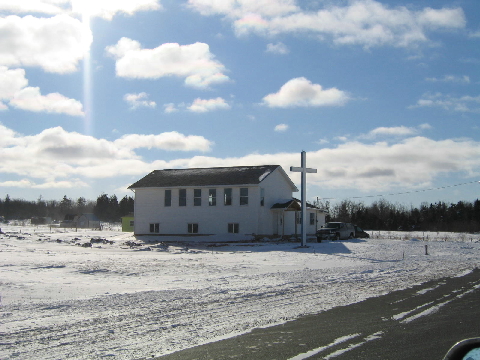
xmin=322 ymin=198 xmax=480 ymax=233
xmin=0 ymin=194 xmax=134 ymax=223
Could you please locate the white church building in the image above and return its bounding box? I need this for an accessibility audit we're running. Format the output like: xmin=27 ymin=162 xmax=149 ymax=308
xmin=128 ymin=165 xmax=325 ymax=238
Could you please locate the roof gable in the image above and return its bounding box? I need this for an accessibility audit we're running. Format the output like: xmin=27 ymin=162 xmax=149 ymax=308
xmin=128 ymin=165 xmax=286 ymax=189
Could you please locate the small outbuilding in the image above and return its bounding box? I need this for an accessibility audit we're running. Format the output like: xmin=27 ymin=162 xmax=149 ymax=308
xmin=121 ymin=213 xmax=134 ymax=232
xmin=76 ymin=213 xmax=101 ymax=229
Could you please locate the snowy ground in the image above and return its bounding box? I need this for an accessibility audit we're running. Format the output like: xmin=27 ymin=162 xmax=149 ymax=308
xmin=1 ymin=225 xmax=480 ymax=359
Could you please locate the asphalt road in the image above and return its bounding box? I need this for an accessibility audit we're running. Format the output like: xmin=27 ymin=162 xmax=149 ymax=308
xmin=155 ymin=268 xmax=480 ymax=360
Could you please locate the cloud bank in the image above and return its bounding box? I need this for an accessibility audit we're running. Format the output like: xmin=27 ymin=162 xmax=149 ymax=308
xmin=187 ymin=0 xmax=466 ymax=48
xmin=1 ymin=123 xmax=479 ymax=192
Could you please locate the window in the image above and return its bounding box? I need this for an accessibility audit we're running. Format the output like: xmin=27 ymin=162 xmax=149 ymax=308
xmin=164 ymin=189 xmax=171 ymax=207
xmin=149 ymin=223 xmax=159 ymax=233
xmin=240 ymin=188 xmax=248 ymax=205
xmin=194 ymin=189 xmax=201 ymax=206
xmin=188 ymin=223 xmax=199 ymax=233
xmin=209 ymin=189 xmax=216 ymax=206
xmin=224 ymin=188 xmax=232 ymax=206
xmin=179 ymin=189 xmax=186 ymax=206
xmin=228 ymin=223 xmax=239 ymax=233
xmin=310 ymin=213 xmax=315 ymax=225
xmin=260 ymin=188 xmax=265 ymax=206
xmin=129 ymin=220 xmax=134 ymax=227
xmin=296 ymin=212 xmax=301 ymax=224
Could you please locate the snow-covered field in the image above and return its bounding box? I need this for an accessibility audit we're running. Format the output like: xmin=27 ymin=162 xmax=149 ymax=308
xmin=1 ymin=225 xmax=480 ymax=359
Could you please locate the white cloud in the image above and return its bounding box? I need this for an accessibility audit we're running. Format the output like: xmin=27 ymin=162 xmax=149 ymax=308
xmin=419 ymin=123 xmax=432 ymax=130
xmin=0 ymin=124 xmax=214 ymax=188
xmin=1 ymin=123 xmax=480 ymax=191
xmin=0 ymin=15 xmax=92 ymax=73
xmin=0 ymin=0 xmax=66 ymax=15
xmin=0 ymin=66 xmax=84 ymax=116
xmin=70 ymin=0 xmax=162 ymax=20
xmin=114 ymin=132 xmax=213 ymax=152
xmin=164 ymin=103 xmax=179 ymax=113
xmin=360 ymin=124 xmax=432 ymax=140
xmin=410 ymin=92 xmax=480 ymax=113
xmin=263 ymin=77 xmax=349 ymax=108
xmin=0 ymin=178 xmax=89 ymax=189
xmin=417 ymin=7 xmax=466 ymax=29
xmin=266 ymin=42 xmax=289 ymax=54
xmin=0 ymin=0 xmax=162 ymax=20
xmin=426 ymin=75 xmax=470 ymax=83
xmin=106 ymin=38 xmax=230 ymax=89
xmin=0 ymin=66 xmax=28 ymax=100
xmin=167 ymin=136 xmax=480 ymax=191
xmin=274 ymin=124 xmax=288 ymax=132
xmin=188 ymin=0 xmax=466 ymax=49
xmin=10 ymin=87 xmax=84 ymax=116
xmin=124 ymin=92 xmax=156 ymax=110
xmin=187 ymin=97 xmax=231 ymax=112
xmin=368 ymin=126 xmax=418 ymax=137
xmin=187 ymin=0 xmax=299 ymax=18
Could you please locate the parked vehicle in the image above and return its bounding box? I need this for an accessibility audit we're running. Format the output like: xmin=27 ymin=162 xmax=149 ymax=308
xmin=316 ymin=222 xmax=355 ymax=241
xmin=354 ymin=225 xmax=370 ymax=238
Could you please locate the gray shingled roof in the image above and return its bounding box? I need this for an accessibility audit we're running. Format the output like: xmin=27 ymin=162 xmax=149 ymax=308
xmin=128 ymin=165 xmax=285 ymax=189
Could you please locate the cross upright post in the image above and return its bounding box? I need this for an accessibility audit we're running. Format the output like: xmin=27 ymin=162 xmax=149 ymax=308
xmin=290 ymin=151 xmax=317 ymax=247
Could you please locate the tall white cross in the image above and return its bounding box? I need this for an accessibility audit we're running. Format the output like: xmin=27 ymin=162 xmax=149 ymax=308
xmin=290 ymin=151 xmax=317 ymax=247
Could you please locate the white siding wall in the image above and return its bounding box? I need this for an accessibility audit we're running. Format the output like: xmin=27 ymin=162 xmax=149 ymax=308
xmin=133 ymin=167 xmax=299 ymax=236
xmin=134 ymin=186 xmax=262 ymax=235
xmin=258 ymin=169 xmax=298 ymax=235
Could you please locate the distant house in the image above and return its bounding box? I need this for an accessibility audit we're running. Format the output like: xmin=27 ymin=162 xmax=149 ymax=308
xmin=128 ymin=165 xmax=325 ymax=237
xmin=121 ymin=213 xmax=134 ymax=232
xmin=60 ymin=214 xmax=77 ymax=228
xmin=76 ymin=213 xmax=101 ymax=229
xmin=60 ymin=213 xmax=100 ymax=229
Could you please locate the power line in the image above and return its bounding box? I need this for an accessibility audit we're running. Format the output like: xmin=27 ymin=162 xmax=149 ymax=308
xmin=320 ymin=180 xmax=480 ymax=201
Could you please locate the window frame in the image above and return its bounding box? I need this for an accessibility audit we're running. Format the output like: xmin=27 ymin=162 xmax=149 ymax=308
xmin=240 ymin=187 xmax=248 ymax=205
xmin=228 ymin=223 xmax=239 ymax=233
xmin=188 ymin=223 xmax=199 ymax=234
xmin=208 ymin=189 xmax=216 ymax=206
xmin=149 ymin=223 xmax=159 ymax=233
xmin=194 ymin=189 xmax=202 ymax=206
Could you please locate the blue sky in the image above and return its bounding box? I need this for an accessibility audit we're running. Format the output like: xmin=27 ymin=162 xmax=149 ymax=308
xmin=0 ymin=0 xmax=479 ymax=206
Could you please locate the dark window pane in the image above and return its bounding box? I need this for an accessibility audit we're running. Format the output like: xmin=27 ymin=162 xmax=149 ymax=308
xmin=165 ymin=190 xmax=171 ymax=207
xmin=179 ymin=189 xmax=186 ymax=206
xmin=224 ymin=188 xmax=232 ymax=206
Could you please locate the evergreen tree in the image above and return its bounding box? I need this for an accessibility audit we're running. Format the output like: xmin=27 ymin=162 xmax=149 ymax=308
xmin=93 ymin=194 xmax=110 ymax=222
xmin=59 ymin=195 xmax=73 ymax=216
xmin=119 ymin=195 xmax=134 ymax=217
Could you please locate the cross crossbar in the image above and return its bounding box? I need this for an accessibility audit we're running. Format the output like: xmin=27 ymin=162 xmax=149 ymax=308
xmin=290 ymin=166 xmax=317 ymax=173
